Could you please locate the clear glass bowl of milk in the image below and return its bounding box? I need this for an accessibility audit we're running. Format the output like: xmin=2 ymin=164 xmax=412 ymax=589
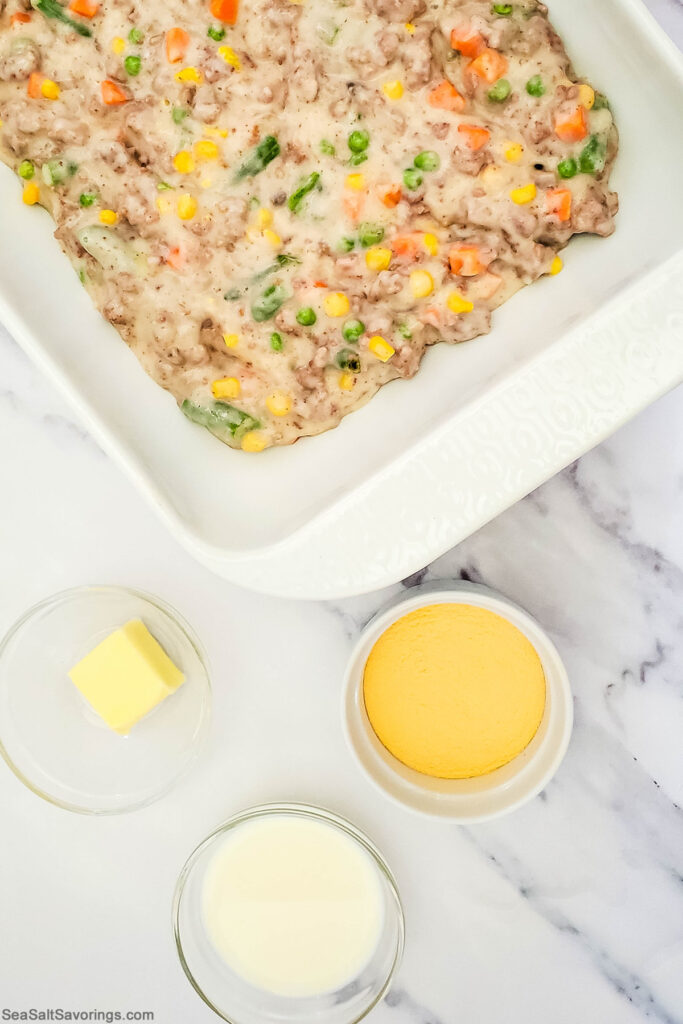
xmin=173 ymin=804 xmax=404 ymax=1023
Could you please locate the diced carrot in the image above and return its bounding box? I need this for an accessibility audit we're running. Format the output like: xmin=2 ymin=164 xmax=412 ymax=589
xmin=210 ymin=0 xmax=239 ymax=24
xmin=166 ymin=246 xmax=184 ymax=271
xmin=457 ymin=123 xmax=491 ymax=151
xmin=392 ymin=233 xmax=422 ymax=260
xmin=380 ymin=184 xmax=402 ymax=208
xmin=467 ymin=48 xmax=508 ymax=84
xmin=11 ymin=11 xmax=32 ymax=24
xmin=545 ymin=188 xmax=572 ymax=222
xmin=343 ymin=193 xmax=365 ymax=223
xmin=450 ymin=23 xmax=485 ymax=58
xmin=101 ymin=79 xmax=129 ymax=105
xmin=421 ymin=307 xmax=441 ymax=327
xmin=68 ymin=0 xmax=99 ymax=17
xmin=27 ymin=72 xmax=43 ymax=98
xmin=554 ymin=107 xmax=588 ymax=143
xmin=313 ymin=280 xmax=327 ymax=288
xmin=427 ymin=80 xmax=466 ymax=113
xmin=165 ymin=27 xmax=190 ymax=64
xmin=449 ymin=244 xmax=488 ymax=277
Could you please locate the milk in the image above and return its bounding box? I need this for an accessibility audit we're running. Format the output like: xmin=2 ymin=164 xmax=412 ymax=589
xmin=202 ymin=815 xmax=385 ymax=998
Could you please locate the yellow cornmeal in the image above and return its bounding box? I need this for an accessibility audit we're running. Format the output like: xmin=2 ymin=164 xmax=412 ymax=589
xmin=363 ymin=604 xmax=546 ymax=779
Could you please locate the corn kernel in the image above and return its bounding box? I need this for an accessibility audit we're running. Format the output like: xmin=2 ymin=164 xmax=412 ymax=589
xmin=262 ymin=228 xmax=282 ymax=247
xmin=203 ymin=124 xmax=229 ymax=138
xmin=323 ymin=292 xmax=350 ymax=317
xmin=156 ymin=195 xmax=172 ymax=213
xmin=409 ymin=269 xmax=434 ymax=298
xmin=175 ymin=66 xmax=203 ymax=84
xmin=339 ymin=372 xmax=355 ymax=390
xmin=423 ymin=232 xmax=439 ymax=256
xmin=448 ymin=290 xmax=475 ymax=313
xmin=365 ymin=247 xmax=392 ymax=272
xmin=345 ymin=173 xmax=365 ymax=191
xmin=578 ymin=84 xmax=595 ymax=110
xmin=223 ymin=333 xmax=239 ymax=348
xmin=173 ymin=150 xmax=195 ymax=174
xmin=382 ymin=79 xmax=404 ymax=100
xmin=253 ymin=208 xmax=271 ymax=230
xmin=40 ymin=79 xmax=60 ymax=100
xmin=22 ymin=182 xmax=40 ymax=205
xmin=510 ymin=183 xmax=537 ymax=205
xmin=212 ymin=377 xmax=240 ymax=399
xmin=241 ymin=431 xmax=267 ymax=453
xmin=200 ymin=177 xmax=213 ymax=189
xmin=368 ymin=335 xmax=395 ymax=362
xmin=193 ymin=140 xmax=219 ymax=162
xmin=111 ymin=37 xmax=125 ymax=55
xmin=266 ymin=391 xmax=291 ymax=416
xmin=447 ymin=291 xmax=474 ymax=314
xmin=404 ymin=21 xmax=416 ymax=33
xmin=504 ymin=141 xmax=524 ymax=163
xmin=480 ymin=165 xmax=504 ymax=188
xmin=176 ymin=194 xmax=198 ymax=220
xmin=549 ymin=256 xmax=563 ymax=276
xmin=217 ymin=45 xmax=241 ymax=70
xmin=99 ymin=209 xmax=118 ymax=225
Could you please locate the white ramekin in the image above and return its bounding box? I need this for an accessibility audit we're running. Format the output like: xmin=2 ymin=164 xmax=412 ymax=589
xmin=342 ymin=581 xmax=573 ymax=822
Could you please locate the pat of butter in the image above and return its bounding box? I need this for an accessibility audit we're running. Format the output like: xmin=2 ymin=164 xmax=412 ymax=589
xmin=68 ymin=619 xmax=184 ymax=735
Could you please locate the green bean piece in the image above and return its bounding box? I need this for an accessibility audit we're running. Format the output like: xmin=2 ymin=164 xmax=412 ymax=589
xmin=349 ymin=152 xmax=368 ymax=166
xmin=251 ymin=283 xmax=289 ymax=321
xmin=128 ymin=27 xmax=144 ymax=44
xmin=270 ymin=332 xmax=284 ymax=351
xmin=342 ymin=319 xmax=365 ymax=343
xmin=592 ymin=92 xmax=610 ymax=111
xmin=296 ymin=307 xmax=317 ymax=326
xmin=398 ymin=323 xmax=413 ymax=339
xmin=181 ymin=401 xmax=260 ymax=440
xmin=338 ymin=237 xmax=355 ymax=252
xmin=207 ymin=25 xmax=225 ymax=41
xmin=488 ymin=79 xmax=511 ymax=102
xmin=578 ymin=135 xmax=607 ymax=175
xmin=287 ymin=171 xmax=320 ymax=212
xmin=124 ymin=55 xmax=141 ymax=76
xmin=234 ymin=136 xmax=281 ymax=182
xmin=358 ymin=222 xmax=385 ymax=247
xmin=32 ymin=0 xmax=92 ymax=37
xmin=172 ymin=107 xmax=188 ymax=125
xmin=348 ymin=130 xmax=370 ymax=153
xmin=18 ymin=160 xmax=34 ymax=180
xmin=526 ymin=75 xmax=545 ymax=97
xmin=403 ymin=167 xmax=423 ymax=190
xmin=320 ymin=139 xmax=336 ymax=156
xmin=557 ymin=157 xmax=578 ymax=179
xmin=414 ymin=150 xmax=440 ymax=171
xmin=336 ymin=349 xmax=361 ymax=372
xmin=492 ymin=3 xmax=513 ymax=14
xmin=79 ymin=192 xmax=97 ymax=207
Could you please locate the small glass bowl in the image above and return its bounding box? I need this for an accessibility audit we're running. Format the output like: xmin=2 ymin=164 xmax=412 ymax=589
xmin=173 ymin=803 xmax=404 ymax=1024
xmin=0 ymin=586 xmax=211 ymax=814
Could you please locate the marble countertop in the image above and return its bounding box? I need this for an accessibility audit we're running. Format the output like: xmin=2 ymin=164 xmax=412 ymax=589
xmin=1 ymin=4 xmax=682 ymax=1022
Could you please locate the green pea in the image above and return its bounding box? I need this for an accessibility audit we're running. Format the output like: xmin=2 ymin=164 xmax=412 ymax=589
xmin=348 ymin=130 xmax=370 ymax=153
xmin=578 ymin=135 xmax=607 ymax=175
xmin=296 ymin=307 xmax=317 ymax=326
xmin=336 ymin=349 xmax=361 ymax=372
xmin=320 ymin=139 xmax=336 ymax=156
xmin=414 ymin=150 xmax=440 ymax=171
xmin=488 ymin=79 xmax=511 ymax=102
xmin=18 ymin=160 xmax=34 ymax=180
xmin=270 ymin=332 xmax=283 ymax=351
xmin=172 ymin=107 xmax=188 ymax=125
xmin=79 ymin=192 xmax=97 ymax=207
xmin=338 ymin=237 xmax=355 ymax=252
xmin=526 ymin=75 xmax=545 ymax=97
xmin=492 ymin=3 xmax=513 ymax=13
xmin=207 ymin=25 xmax=226 ymax=41
xmin=128 ymin=27 xmax=144 ymax=44
xmin=342 ymin=319 xmax=365 ymax=343
xmin=403 ymin=167 xmax=423 ymax=190
xmin=349 ymin=152 xmax=368 ymax=166
xmin=358 ymin=222 xmax=385 ymax=247
xmin=557 ymin=157 xmax=578 ymax=179
xmin=124 ymin=55 xmax=142 ymax=76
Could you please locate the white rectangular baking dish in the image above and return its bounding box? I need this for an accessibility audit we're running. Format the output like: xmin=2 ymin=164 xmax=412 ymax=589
xmin=1 ymin=0 xmax=682 ymax=599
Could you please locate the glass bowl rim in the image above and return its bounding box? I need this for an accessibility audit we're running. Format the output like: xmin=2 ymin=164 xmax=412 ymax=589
xmin=172 ymin=801 xmax=406 ymax=1024
xmin=0 ymin=583 xmax=212 ymax=815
